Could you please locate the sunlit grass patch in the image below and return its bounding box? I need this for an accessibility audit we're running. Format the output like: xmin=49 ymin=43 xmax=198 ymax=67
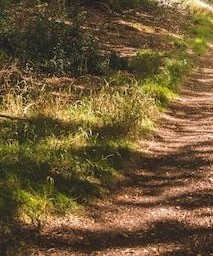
xmin=192 ymin=37 xmax=208 ymax=55
xmin=188 ymin=14 xmax=213 ymax=55
xmin=184 ymin=0 xmax=213 ymax=14
xmin=0 ymin=75 xmax=157 ymax=224
xmin=141 ymin=79 xmax=175 ymax=107
xmin=68 ymin=82 xmax=156 ymax=138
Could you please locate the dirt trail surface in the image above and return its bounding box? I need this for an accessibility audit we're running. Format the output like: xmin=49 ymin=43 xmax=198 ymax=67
xmin=25 ymin=47 xmax=213 ymax=255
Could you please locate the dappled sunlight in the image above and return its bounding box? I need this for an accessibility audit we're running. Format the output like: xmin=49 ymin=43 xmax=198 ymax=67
xmin=198 ymin=77 xmax=213 ymax=83
xmin=8 ymin=218 xmax=212 ymax=255
xmin=200 ymin=67 xmax=213 ymax=74
xmin=0 ymin=0 xmax=213 ymax=254
xmin=28 ymin=44 xmax=212 ymax=255
xmin=83 ymin=4 xmax=187 ymax=58
xmin=185 ymin=0 xmax=213 ymax=13
xmin=115 ymin=19 xmax=183 ymax=39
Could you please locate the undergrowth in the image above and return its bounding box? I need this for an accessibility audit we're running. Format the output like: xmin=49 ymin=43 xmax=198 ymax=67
xmin=190 ymin=14 xmax=213 ymax=55
xmin=0 ymin=1 xmax=107 ymax=76
xmin=0 ymin=71 xmax=156 ymax=225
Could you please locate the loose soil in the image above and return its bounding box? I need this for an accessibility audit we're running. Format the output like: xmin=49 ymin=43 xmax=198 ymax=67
xmin=23 ymin=45 xmax=213 ymax=256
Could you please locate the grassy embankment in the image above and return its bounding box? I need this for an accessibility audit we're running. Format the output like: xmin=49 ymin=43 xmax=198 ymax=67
xmin=0 ymin=0 xmax=212 ymax=226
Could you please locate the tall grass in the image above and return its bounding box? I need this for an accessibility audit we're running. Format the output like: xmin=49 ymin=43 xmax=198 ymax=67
xmin=190 ymin=14 xmax=213 ymax=55
xmin=0 ymin=69 xmax=157 ymax=225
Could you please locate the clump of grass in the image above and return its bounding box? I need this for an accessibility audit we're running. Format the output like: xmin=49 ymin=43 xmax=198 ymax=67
xmin=129 ymin=49 xmax=163 ymax=76
xmin=192 ymin=37 xmax=207 ymax=55
xmin=0 ymin=68 xmax=157 ymax=224
xmin=142 ymin=79 xmax=175 ymax=107
xmin=166 ymin=36 xmax=189 ymax=59
xmin=161 ymin=58 xmax=191 ymax=87
xmin=69 ymin=82 xmax=156 ymax=138
xmin=138 ymin=54 xmax=191 ymax=108
xmin=184 ymin=0 xmax=213 ymax=15
xmin=189 ymin=14 xmax=213 ymax=55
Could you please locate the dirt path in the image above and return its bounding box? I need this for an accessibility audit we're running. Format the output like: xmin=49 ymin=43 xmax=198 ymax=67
xmin=27 ymin=47 xmax=213 ymax=255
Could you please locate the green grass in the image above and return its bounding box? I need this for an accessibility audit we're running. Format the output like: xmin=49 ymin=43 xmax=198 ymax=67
xmin=129 ymin=49 xmax=163 ymax=76
xmin=188 ymin=14 xmax=213 ymax=55
xmin=0 ymin=41 xmax=198 ymax=224
xmin=0 ymin=119 xmax=132 ymax=223
xmin=148 ymin=11 xmax=213 ymax=108
xmin=0 ymin=0 xmax=213 ymax=231
xmin=0 ymin=77 xmax=156 ymax=224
